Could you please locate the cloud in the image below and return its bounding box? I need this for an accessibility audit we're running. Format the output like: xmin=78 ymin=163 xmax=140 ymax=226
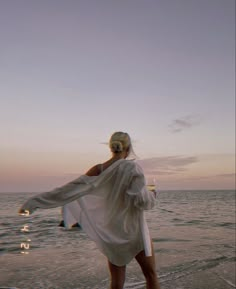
xmin=169 ymin=115 xmax=201 ymax=133
xmin=215 ymin=173 xmax=235 ymax=178
xmin=137 ymin=155 xmax=198 ymax=176
xmin=186 ymin=173 xmax=235 ymax=181
xmin=136 ymin=155 xmax=235 ymax=189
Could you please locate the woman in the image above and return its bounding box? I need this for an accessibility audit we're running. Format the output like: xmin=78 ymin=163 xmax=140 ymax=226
xmin=19 ymin=132 xmax=160 ymax=289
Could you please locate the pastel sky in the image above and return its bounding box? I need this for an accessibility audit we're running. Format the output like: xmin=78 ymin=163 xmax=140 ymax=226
xmin=0 ymin=0 xmax=235 ymax=192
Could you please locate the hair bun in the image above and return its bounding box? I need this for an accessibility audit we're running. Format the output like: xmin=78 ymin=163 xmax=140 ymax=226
xmin=110 ymin=141 xmax=123 ymax=153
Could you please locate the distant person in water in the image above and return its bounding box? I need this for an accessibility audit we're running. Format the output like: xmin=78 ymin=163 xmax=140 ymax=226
xmin=19 ymin=131 xmax=160 ymax=289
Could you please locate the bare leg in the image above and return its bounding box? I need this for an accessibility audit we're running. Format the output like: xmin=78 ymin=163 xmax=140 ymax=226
xmin=108 ymin=260 xmax=126 ymax=289
xmin=135 ymin=242 xmax=161 ymax=289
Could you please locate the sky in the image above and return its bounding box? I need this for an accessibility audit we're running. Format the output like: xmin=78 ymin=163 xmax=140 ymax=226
xmin=0 ymin=0 xmax=235 ymax=192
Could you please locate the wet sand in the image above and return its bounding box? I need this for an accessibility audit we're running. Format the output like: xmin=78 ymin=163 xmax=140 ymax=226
xmin=0 ymin=246 xmax=235 ymax=289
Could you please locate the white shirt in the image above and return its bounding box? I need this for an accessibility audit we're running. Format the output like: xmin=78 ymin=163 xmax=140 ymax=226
xmin=20 ymin=159 xmax=156 ymax=266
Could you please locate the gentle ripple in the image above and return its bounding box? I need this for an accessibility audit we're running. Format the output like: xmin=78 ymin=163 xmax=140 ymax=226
xmin=0 ymin=190 xmax=235 ymax=289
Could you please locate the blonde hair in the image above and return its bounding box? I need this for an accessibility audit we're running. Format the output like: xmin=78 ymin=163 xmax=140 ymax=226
xmin=109 ymin=131 xmax=133 ymax=156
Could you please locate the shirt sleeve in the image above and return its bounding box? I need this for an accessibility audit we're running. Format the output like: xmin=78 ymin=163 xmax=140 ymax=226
xmin=125 ymin=162 xmax=156 ymax=210
xmin=19 ymin=175 xmax=93 ymax=214
xmin=19 ymin=160 xmax=124 ymax=215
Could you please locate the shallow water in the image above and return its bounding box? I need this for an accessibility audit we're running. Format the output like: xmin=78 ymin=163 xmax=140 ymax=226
xmin=0 ymin=190 xmax=235 ymax=289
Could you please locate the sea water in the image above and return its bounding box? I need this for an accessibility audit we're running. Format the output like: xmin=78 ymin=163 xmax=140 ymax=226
xmin=0 ymin=190 xmax=235 ymax=289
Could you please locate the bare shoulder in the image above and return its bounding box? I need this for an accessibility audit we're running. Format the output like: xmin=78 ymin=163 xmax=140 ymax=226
xmin=85 ymin=164 xmax=101 ymax=176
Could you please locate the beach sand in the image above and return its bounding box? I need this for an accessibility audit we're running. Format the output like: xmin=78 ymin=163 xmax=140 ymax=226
xmin=0 ymin=246 xmax=235 ymax=289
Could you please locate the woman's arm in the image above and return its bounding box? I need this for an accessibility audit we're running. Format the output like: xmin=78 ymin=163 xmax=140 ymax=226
xmin=85 ymin=164 xmax=100 ymax=176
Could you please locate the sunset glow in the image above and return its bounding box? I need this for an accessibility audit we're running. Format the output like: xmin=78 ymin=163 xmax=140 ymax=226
xmin=0 ymin=0 xmax=235 ymax=192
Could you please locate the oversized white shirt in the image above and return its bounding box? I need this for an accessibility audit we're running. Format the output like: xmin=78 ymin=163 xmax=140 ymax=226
xmin=20 ymin=159 xmax=156 ymax=266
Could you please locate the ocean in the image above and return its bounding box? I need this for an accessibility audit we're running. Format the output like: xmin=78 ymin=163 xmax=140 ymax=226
xmin=0 ymin=190 xmax=235 ymax=289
